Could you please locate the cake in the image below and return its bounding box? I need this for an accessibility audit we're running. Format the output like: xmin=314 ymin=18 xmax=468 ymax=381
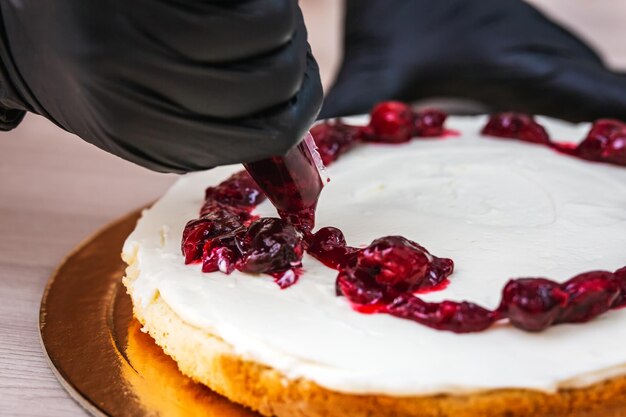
xmin=122 ymin=106 xmax=626 ymax=417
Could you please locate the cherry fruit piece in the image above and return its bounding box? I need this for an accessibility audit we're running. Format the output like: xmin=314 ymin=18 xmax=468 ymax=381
xmin=499 ymin=278 xmax=568 ymax=331
xmin=482 ymin=112 xmax=551 ymax=145
xmin=557 ymin=271 xmax=621 ymax=324
xmin=388 ymin=296 xmax=496 ymax=333
xmin=237 ymin=218 xmax=304 ymax=275
xmin=368 ymin=101 xmax=414 ymax=143
xmin=337 ymin=236 xmax=453 ymax=305
xmin=199 ymin=200 xmax=253 ymax=223
xmin=306 ymin=226 xmax=357 ymax=269
xmin=205 ymin=171 xmax=265 ymax=208
xmin=357 ymin=236 xmax=432 ymax=288
xmin=181 ymin=210 xmax=243 ymax=264
xmin=201 ymin=232 xmax=241 ymax=274
xmin=576 ymin=119 xmax=626 ymax=166
xmin=414 ymin=109 xmax=448 ymax=137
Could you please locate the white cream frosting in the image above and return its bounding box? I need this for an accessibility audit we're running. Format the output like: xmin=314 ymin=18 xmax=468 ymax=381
xmin=123 ymin=115 xmax=626 ymax=396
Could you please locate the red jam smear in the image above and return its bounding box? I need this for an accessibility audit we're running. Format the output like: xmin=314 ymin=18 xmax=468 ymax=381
xmin=388 ymin=297 xmax=497 ymax=333
xmin=182 ymin=102 xmax=626 ymax=333
xmin=308 ymin=229 xmax=626 ymax=333
xmin=482 ymin=113 xmax=626 ymax=167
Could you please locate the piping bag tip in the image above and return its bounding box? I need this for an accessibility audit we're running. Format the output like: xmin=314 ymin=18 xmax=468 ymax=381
xmin=303 ymin=130 xmax=329 ymax=185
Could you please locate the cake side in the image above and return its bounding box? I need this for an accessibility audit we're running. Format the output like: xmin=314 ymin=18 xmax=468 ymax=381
xmin=121 ymin=115 xmax=626 ymax=397
xmin=122 ymin=251 xmax=626 ymax=417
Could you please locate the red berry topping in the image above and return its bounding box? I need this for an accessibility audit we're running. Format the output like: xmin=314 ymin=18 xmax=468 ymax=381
xmin=576 ymin=119 xmax=626 ymax=166
xmin=557 ymin=271 xmax=621 ymax=324
xmin=337 ymin=236 xmax=453 ymax=305
xmin=205 ymin=171 xmax=265 ymax=208
xmin=413 ymin=109 xmax=448 ymax=137
xmin=201 ymin=232 xmax=240 ymax=274
xmin=306 ymin=227 xmax=357 ymax=269
xmin=388 ymin=296 xmax=497 ymax=333
xmin=196 ymin=217 xmax=305 ymax=288
xmin=199 ymin=200 xmax=253 ymax=223
xmin=181 ymin=101 xmax=626 ymax=334
xmin=499 ymin=278 xmax=568 ymax=331
xmin=310 ymin=121 xmax=363 ymax=166
xmin=482 ymin=112 xmax=551 ymax=145
xmin=358 ymin=237 xmax=432 ymax=287
xmin=236 ymin=218 xmax=304 ymax=275
xmin=368 ymin=101 xmax=414 ymax=143
xmin=181 ymin=209 xmax=243 ymax=264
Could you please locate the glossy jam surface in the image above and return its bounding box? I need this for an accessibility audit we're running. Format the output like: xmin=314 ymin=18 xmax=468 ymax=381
xmin=182 ymin=102 xmax=626 ymax=333
xmin=306 ymin=226 xmax=357 ymax=270
xmin=367 ymin=101 xmax=415 ymax=143
xmin=244 ymin=138 xmax=324 ymax=232
xmin=309 ymin=104 xmax=449 ymax=166
xmin=482 ymin=112 xmax=551 ymax=144
xmin=364 ymin=102 xmax=449 ymax=143
xmin=413 ymin=109 xmax=449 ymax=137
xmin=335 ymin=236 xmax=454 ymax=305
xmin=483 ymin=113 xmax=626 ymax=167
xmin=182 ymin=171 xmax=303 ymax=288
xmin=575 ymin=119 xmax=626 ymax=165
xmin=308 ymin=229 xmax=625 ymax=334
xmin=203 ymin=170 xmax=266 ymax=208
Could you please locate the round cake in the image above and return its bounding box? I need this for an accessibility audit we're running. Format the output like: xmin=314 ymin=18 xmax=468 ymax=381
xmin=122 ymin=113 xmax=626 ymax=417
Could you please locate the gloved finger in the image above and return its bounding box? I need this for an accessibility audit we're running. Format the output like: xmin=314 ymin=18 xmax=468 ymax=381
xmin=127 ymin=0 xmax=297 ymax=62
xmin=112 ymin=8 xmax=309 ymax=118
xmin=514 ymin=59 xmax=626 ymax=122
xmin=433 ymin=48 xmax=626 ymax=122
xmin=83 ymin=46 xmax=323 ymax=173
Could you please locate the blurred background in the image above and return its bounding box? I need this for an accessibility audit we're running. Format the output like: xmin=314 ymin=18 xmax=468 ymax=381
xmin=1 ymin=1 xmax=626 ymax=416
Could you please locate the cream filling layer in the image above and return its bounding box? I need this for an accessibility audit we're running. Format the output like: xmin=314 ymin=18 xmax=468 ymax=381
xmin=123 ymin=115 xmax=626 ymax=396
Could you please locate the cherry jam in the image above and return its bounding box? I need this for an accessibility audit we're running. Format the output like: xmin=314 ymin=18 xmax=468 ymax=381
xmin=483 ymin=113 xmax=626 ymax=167
xmin=182 ymin=101 xmax=626 ymax=333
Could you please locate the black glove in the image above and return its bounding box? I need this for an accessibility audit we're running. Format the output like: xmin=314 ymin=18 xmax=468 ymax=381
xmin=0 ymin=0 xmax=322 ymax=172
xmin=321 ymin=0 xmax=626 ymax=122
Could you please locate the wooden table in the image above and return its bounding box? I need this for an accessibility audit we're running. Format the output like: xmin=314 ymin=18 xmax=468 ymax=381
xmin=1 ymin=1 xmax=624 ymax=415
xmin=0 ymin=114 xmax=176 ymax=416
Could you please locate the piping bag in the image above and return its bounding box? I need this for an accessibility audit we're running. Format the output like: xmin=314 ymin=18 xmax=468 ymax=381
xmin=244 ymin=132 xmax=327 ymax=233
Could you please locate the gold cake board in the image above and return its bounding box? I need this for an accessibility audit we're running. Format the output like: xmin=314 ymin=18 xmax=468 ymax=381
xmin=39 ymin=208 xmax=260 ymax=417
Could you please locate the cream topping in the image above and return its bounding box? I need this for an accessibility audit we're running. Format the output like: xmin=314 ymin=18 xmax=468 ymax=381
xmin=123 ymin=115 xmax=626 ymax=396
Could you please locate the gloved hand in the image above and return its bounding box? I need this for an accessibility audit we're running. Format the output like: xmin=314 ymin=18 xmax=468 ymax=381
xmin=321 ymin=0 xmax=626 ymax=122
xmin=0 ymin=0 xmax=322 ymax=172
